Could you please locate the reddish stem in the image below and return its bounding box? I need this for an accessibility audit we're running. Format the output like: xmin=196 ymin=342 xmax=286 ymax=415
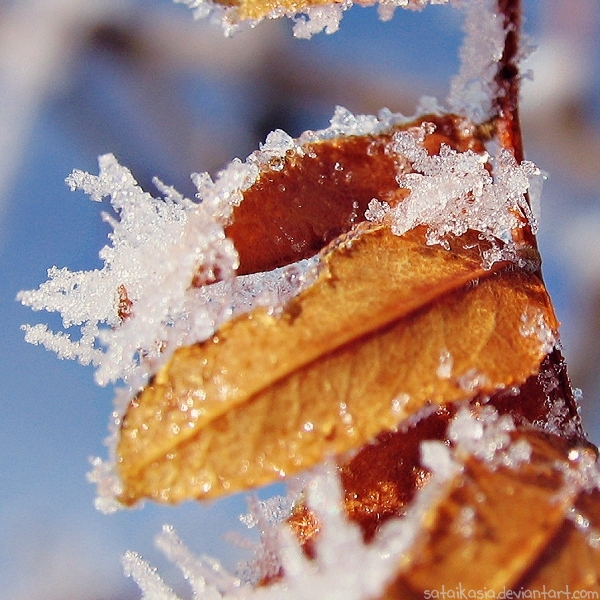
xmin=495 ymin=0 xmax=525 ymax=163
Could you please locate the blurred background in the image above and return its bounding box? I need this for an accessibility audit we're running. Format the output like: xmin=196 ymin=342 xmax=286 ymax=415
xmin=0 ymin=0 xmax=598 ymax=597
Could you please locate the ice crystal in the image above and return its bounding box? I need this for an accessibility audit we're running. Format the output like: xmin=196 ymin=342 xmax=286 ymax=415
xmin=379 ymin=121 xmax=540 ymax=264
xmin=122 ymin=463 xmax=456 ymax=600
xmin=448 ymin=0 xmax=506 ymax=123
xmin=18 ymin=145 xmax=322 ymax=388
xmin=18 ymin=154 xmax=241 ymax=386
xmin=519 ymin=306 xmax=556 ymax=356
xmin=292 ymin=2 xmax=351 ymax=39
xmin=448 ymin=405 xmax=532 ymax=469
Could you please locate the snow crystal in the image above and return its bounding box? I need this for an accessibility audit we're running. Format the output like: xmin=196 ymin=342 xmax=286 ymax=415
xmin=18 ymin=146 xmax=320 ymax=389
xmin=436 ymin=349 xmax=453 ymax=379
xmin=447 ymin=405 xmax=531 ymax=468
xmin=18 ymin=154 xmax=241 ymax=387
xmin=519 ymin=306 xmax=556 ymax=356
xmin=122 ymin=462 xmax=456 ymax=600
xmin=448 ymin=0 xmax=506 ymax=123
xmin=292 ymin=2 xmax=350 ymax=39
xmin=387 ymin=121 xmax=540 ymax=265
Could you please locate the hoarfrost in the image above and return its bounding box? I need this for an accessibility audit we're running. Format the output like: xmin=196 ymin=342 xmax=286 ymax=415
xmin=292 ymin=2 xmax=350 ymax=39
xmin=18 ymin=154 xmax=241 ymax=386
xmin=388 ymin=122 xmax=540 ymax=265
xmin=300 ymin=105 xmax=412 ymax=143
xmin=18 ymin=148 xmax=320 ymax=387
xmin=447 ymin=405 xmax=531 ymax=469
xmin=519 ymin=306 xmax=556 ymax=356
xmin=448 ymin=0 xmax=506 ymax=123
xmin=123 ymin=464 xmax=454 ymax=600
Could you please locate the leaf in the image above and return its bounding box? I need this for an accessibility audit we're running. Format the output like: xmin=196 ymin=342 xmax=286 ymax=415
xmin=226 ymin=113 xmax=487 ymax=275
xmin=209 ymin=0 xmax=362 ymax=30
xmin=385 ymin=430 xmax=591 ymax=598
xmin=116 ymin=223 xmax=557 ymax=504
xmin=336 ymin=349 xmax=586 ymax=543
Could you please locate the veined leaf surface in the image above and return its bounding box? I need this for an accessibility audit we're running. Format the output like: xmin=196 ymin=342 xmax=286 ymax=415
xmin=117 ymin=224 xmax=556 ymax=504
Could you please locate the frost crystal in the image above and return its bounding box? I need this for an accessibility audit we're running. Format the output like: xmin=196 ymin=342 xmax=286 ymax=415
xmin=122 ymin=463 xmax=455 ymax=600
xmin=448 ymin=0 xmax=507 ymax=123
xmin=19 ymin=154 xmax=241 ymax=386
xmin=387 ymin=122 xmax=540 ymax=264
xmin=447 ymin=406 xmax=531 ymax=469
xmin=519 ymin=306 xmax=556 ymax=356
xmin=18 ymin=147 xmax=321 ymax=388
xmin=292 ymin=2 xmax=351 ymax=39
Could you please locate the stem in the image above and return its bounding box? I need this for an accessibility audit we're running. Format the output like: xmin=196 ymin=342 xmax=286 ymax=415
xmin=495 ymin=0 xmax=525 ymax=162
xmin=493 ymin=0 xmax=541 ymax=257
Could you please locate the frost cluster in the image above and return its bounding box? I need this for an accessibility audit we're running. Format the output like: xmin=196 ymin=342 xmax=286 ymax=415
xmin=447 ymin=406 xmax=532 ymax=469
xmin=16 ymin=106 xmax=431 ymax=388
xmin=121 ymin=460 xmax=455 ymax=600
xmin=18 ymin=154 xmax=250 ymax=386
xmin=519 ymin=306 xmax=556 ymax=356
xmin=366 ymin=121 xmax=541 ymax=266
xmin=447 ymin=0 xmax=507 ymax=123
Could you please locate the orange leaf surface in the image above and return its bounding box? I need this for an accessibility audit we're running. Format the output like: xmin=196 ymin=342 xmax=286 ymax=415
xmin=226 ymin=114 xmax=486 ymax=275
xmin=116 ymin=222 xmax=557 ymax=504
xmin=384 ymin=430 xmax=595 ymax=598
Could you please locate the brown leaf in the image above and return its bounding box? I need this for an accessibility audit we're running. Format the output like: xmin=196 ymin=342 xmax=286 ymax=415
xmin=226 ymin=114 xmax=487 ymax=275
xmin=386 ymin=430 xmax=588 ymax=598
xmin=335 ymin=349 xmax=586 ymax=543
xmin=116 ymin=223 xmax=557 ymax=504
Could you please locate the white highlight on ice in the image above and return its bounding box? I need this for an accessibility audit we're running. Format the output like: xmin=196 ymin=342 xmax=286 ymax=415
xmin=365 ymin=121 xmax=541 ymax=267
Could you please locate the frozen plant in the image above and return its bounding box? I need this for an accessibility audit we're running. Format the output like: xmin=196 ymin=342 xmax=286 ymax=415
xmin=18 ymin=0 xmax=600 ymax=598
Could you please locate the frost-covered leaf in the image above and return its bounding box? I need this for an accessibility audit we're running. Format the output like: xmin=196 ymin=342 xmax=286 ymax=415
xmin=116 ymin=221 xmax=557 ymax=504
xmin=175 ymin=0 xmax=450 ymax=38
xmin=281 ymin=417 xmax=599 ymax=600
xmin=226 ymin=113 xmax=487 ymax=275
xmin=393 ymin=429 xmax=579 ymax=596
xmin=113 ymin=104 xmax=552 ymax=505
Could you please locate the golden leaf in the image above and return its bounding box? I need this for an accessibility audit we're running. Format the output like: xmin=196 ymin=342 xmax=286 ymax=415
xmin=117 ymin=222 xmax=557 ymax=504
xmin=396 ymin=431 xmax=577 ymax=596
xmin=214 ymin=0 xmax=363 ymax=30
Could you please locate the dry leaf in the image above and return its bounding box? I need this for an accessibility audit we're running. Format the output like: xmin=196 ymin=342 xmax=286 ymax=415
xmin=385 ymin=430 xmax=594 ymax=598
xmin=117 ymin=223 xmax=557 ymax=504
xmin=214 ymin=0 xmax=362 ymax=30
xmin=284 ymin=426 xmax=599 ymax=599
xmin=336 ymin=349 xmax=586 ymax=542
xmin=226 ymin=113 xmax=486 ymax=275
